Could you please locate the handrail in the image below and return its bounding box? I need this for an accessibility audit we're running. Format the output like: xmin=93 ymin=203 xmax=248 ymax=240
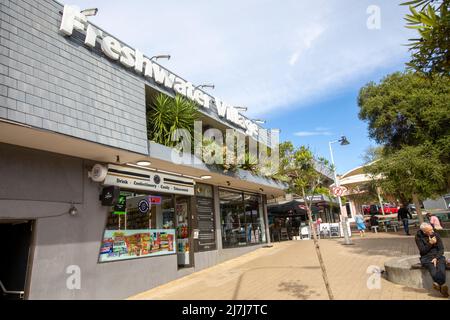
xmin=0 ymin=280 xmax=24 ymax=297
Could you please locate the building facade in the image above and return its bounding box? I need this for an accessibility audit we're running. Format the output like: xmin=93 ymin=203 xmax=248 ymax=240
xmin=0 ymin=0 xmax=285 ymax=299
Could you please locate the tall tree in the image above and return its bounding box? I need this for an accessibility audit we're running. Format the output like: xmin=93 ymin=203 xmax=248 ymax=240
xmin=365 ymin=144 xmax=447 ymax=223
xmin=277 ymin=142 xmax=335 ymax=300
xmin=358 ymin=71 xmax=450 ymax=221
xmin=402 ymin=0 xmax=450 ymax=75
xmin=358 ymin=72 xmax=450 ymax=164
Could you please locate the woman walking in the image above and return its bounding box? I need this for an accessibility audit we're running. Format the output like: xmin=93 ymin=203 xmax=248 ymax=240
xmin=355 ymin=212 xmax=366 ymax=237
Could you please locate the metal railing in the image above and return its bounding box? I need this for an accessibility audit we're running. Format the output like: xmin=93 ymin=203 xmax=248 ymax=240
xmin=0 ymin=280 xmax=24 ymax=299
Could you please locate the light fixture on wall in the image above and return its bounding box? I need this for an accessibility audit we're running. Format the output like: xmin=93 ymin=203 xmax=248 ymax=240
xmin=195 ymin=84 xmax=215 ymax=90
xmin=136 ymin=161 xmax=151 ymax=166
xmin=200 ymin=175 xmax=212 ymax=180
xmin=80 ymin=8 xmax=98 ymax=16
xmin=234 ymin=106 xmax=248 ymax=112
xmin=68 ymin=204 xmax=78 ymax=217
xmin=253 ymin=119 xmax=266 ymax=124
xmin=150 ymin=55 xmax=171 ymax=61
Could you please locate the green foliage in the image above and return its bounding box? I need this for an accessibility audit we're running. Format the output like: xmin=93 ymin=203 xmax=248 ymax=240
xmin=146 ymin=93 xmax=199 ymax=147
xmin=361 ymin=146 xmax=384 ymax=165
xmin=401 ymin=0 xmax=450 ymax=75
xmin=277 ymin=143 xmax=333 ymax=208
xmin=366 ymin=144 xmax=448 ymax=201
xmin=358 ymin=72 xmax=450 ymax=166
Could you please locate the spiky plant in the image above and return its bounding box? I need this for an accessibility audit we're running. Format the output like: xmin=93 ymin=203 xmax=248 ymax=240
xmin=146 ymin=93 xmax=199 ymax=147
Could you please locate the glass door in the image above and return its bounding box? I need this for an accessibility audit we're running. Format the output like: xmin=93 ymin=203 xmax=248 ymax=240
xmin=175 ymin=196 xmax=193 ymax=268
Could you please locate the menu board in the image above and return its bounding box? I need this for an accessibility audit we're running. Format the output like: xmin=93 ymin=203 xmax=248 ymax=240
xmin=99 ymin=229 xmax=176 ymax=262
xmin=196 ymin=197 xmax=216 ymax=251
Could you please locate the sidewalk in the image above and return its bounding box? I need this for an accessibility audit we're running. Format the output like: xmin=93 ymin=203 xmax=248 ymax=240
xmin=129 ymin=232 xmax=450 ymax=300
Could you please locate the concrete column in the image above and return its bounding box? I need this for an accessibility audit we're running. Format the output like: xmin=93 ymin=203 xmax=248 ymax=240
xmin=213 ymin=186 xmax=223 ymax=250
xmin=262 ymin=194 xmax=271 ymax=245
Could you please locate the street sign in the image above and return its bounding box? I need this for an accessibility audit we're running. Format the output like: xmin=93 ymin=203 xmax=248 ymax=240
xmin=331 ymin=186 xmax=348 ymax=197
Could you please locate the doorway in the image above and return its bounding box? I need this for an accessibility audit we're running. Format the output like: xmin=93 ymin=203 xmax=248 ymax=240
xmin=0 ymin=220 xmax=34 ymax=300
xmin=175 ymin=196 xmax=194 ymax=268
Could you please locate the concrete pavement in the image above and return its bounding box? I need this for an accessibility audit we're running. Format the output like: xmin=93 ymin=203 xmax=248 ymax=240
xmin=129 ymin=232 xmax=450 ymax=300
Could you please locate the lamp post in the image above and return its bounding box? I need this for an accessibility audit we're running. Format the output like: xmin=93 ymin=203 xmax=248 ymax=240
xmin=329 ymin=136 xmax=352 ymax=245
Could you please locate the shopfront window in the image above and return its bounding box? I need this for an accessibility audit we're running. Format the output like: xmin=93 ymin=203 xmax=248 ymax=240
xmin=220 ymin=189 xmax=266 ymax=248
xmin=99 ymin=191 xmax=176 ymax=262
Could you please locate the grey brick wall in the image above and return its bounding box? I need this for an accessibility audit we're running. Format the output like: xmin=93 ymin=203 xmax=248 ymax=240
xmin=0 ymin=0 xmax=148 ymax=154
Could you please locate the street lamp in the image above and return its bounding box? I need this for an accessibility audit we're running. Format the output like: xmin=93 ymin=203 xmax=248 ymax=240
xmin=253 ymin=119 xmax=266 ymax=124
xmin=150 ymin=55 xmax=171 ymax=61
xmin=234 ymin=106 xmax=248 ymax=112
xmin=329 ymin=136 xmax=352 ymax=245
xmin=80 ymin=8 xmax=98 ymax=17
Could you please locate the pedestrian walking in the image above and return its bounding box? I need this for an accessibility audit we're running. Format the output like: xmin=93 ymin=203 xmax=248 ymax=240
xmin=397 ymin=203 xmax=412 ymax=235
xmin=355 ymin=212 xmax=366 ymax=237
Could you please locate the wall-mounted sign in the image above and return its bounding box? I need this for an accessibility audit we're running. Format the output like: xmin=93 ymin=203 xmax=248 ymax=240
xmin=59 ymin=5 xmax=260 ymax=137
xmin=149 ymin=196 xmax=162 ymax=205
xmin=102 ymin=164 xmax=195 ymax=196
xmin=100 ymin=185 xmax=120 ymax=206
xmin=113 ymin=194 xmax=126 ymax=215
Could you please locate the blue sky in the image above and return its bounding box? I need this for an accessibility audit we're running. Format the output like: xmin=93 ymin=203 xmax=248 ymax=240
xmin=65 ymin=0 xmax=415 ymax=174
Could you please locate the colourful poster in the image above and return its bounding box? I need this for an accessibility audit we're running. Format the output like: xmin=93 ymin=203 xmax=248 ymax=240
xmin=99 ymin=229 xmax=176 ymax=262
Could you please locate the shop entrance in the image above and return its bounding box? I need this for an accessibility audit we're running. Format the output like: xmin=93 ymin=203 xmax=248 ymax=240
xmin=175 ymin=196 xmax=194 ymax=268
xmin=0 ymin=220 xmax=33 ymax=300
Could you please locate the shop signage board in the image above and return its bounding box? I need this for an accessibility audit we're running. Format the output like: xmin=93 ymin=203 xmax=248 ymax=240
xmin=113 ymin=194 xmax=126 ymax=215
xmin=103 ymin=164 xmax=195 ymax=196
xmin=137 ymin=199 xmax=150 ymax=214
xmin=149 ymin=196 xmax=162 ymax=205
xmin=196 ymin=197 xmax=216 ymax=251
xmin=59 ymin=5 xmax=260 ymax=138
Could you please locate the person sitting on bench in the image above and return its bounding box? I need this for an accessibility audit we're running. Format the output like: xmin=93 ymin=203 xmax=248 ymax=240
xmin=415 ymin=222 xmax=448 ymax=297
xmin=370 ymin=215 xmax=379 ymax=231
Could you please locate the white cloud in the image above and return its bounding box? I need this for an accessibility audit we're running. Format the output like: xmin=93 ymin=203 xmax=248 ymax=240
xmin=67 ymin=0 xmax=414 ymax=117
xmin=289 ymin=52 xmax=300 ymax=66
xmin=294 ymin=129 xmax=332 ymax=137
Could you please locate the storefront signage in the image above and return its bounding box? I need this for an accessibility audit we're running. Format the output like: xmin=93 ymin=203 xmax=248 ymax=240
xmin=149 ymin=196 xmax=162 ymax=205
xmin=138 ymin=199 xmax=150 ymax=214
xmin=103 ymin=164 xmax=195 ymax=196
xmin=59 ymin=5 xmax=259 ymax=137
xmin=113 ymin=194 xmax=126 ymax=215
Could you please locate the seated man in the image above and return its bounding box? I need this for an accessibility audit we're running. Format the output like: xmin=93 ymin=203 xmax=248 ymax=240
xmin=415 ymin=222 xmax=448 ymax=297
xmin=370 ymin=215 xmax=379 ymax=228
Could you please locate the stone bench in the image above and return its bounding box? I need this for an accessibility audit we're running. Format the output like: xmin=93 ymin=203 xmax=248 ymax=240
xmin=384 ymin=253 xmax=450 ymax=290
xmin=411 ymin=263 xmax=450 ymax=270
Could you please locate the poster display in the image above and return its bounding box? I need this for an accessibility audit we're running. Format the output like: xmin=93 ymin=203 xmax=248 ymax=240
xmin=99 ymin=229 xmax=175 ymax=262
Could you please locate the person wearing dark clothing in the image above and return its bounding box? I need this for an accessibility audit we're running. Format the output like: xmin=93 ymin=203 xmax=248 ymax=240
xmin=397 ymin=204 xmax=412 ymax=235
xmin=415 ymin=223 xmax=448 ymax=297
xmin=369 ymin=215 xmax=379 ymax=232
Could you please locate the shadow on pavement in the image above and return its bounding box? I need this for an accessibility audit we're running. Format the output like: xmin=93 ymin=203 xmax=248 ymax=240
xmin=231 ymin=266 xmax=321 ymax=299
xmin=278 ymin=280 xmax=319 ymax=299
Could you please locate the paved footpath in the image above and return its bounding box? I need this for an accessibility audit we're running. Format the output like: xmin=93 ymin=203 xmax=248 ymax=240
xmin=129 ymin=231 xmax=450 ymax=300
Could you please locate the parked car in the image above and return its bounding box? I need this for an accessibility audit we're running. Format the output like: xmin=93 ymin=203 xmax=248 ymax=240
xmin=380 ymin=204 xmax=398 ymax=214
xmin=363 ymin=204 xmax=398 ymax=215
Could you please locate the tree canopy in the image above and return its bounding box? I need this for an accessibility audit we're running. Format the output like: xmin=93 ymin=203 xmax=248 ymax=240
xmin=358 ymin=72 xmax=450 ymax=165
